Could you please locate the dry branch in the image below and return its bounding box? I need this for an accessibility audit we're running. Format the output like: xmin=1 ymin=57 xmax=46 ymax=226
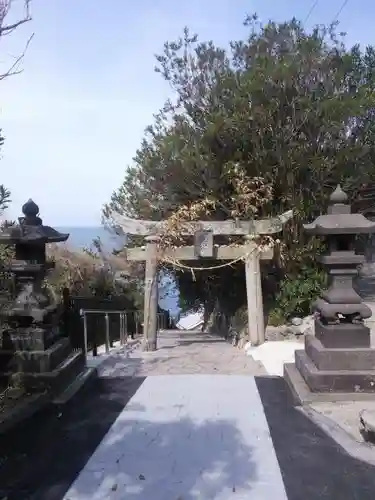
xmin=47 ymin=243 xmax=142 ymax=295
xmin=0 ymin=0 xmax=33 ymax=80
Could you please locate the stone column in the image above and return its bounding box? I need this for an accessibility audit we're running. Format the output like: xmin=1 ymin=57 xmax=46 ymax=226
xmin=142 ymin=235 xmax=160 ymax=351
xmin=244 ymin=237 xmax=265 ymax=345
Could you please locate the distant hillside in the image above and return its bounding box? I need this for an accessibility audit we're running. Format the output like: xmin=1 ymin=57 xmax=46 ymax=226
xmin=57 ymin=226 xmax=126 ymax=253
xmin=57 ymin=226 xmax=180 ymax=316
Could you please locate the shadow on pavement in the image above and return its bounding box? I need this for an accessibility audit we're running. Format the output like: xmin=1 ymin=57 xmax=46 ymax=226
xmin=0 ymin=377 xmax=145 ymax=500
xmin=65 ymin=405 xmax=258 ymax=500
xmin=1 ymin=376 xmax=257 ymax=500
xmin=256 ymin=376 xmax=375 ymax=500
xmin=5 ymin=370 xmax=374 ymax=499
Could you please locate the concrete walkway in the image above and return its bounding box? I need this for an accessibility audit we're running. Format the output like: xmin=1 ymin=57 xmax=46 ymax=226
xmin=63 ymin=376 xmax=287 ymax=500
xmin=2 ymin=332 xmax=375 ymax=499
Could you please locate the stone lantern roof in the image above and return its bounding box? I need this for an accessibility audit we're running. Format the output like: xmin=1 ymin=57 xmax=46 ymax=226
xmin=303 ymin=185 xmax=375 ymax=236
xmin=0 ymin=199 xmax=69 ymax=245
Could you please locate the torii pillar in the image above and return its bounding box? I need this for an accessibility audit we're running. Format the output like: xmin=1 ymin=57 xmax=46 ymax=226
xmin=142 ymin=234 xmax=160 ymax=351
xmin=244 ymin=237 xmax=265 ymax=346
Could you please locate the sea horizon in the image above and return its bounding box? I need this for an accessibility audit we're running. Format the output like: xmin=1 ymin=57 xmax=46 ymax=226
xmin=56 ymin=226 xmax=124 ymax=253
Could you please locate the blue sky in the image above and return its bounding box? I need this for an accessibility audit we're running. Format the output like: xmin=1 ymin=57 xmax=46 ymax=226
xmin=1 ymin=0 xmax=374 ymax=226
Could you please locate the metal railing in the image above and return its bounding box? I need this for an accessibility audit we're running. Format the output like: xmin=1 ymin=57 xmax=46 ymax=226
xmin=80 ymin=309 xmax=167 ymax=357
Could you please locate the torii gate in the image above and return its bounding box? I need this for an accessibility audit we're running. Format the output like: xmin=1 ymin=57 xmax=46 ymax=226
xmin=111 ymin=211 xmax=293 ymax=351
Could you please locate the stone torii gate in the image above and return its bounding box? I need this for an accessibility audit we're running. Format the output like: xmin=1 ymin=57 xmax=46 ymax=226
xmin=111 ymin=211 xmax=293 ymax=351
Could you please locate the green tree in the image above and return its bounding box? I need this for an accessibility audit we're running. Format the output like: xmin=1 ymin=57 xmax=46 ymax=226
xmin=0 ymin=129 xmax=13 ymax=299
xmin=105 ymin=15 xmax=375 ymax=321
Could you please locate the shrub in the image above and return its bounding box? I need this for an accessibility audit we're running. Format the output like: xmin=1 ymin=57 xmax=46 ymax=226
xmin=269 ymin=266 xmax=327 ymax=324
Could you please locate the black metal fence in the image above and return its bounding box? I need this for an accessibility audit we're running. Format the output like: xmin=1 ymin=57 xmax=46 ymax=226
xmin=61 ymin=290 xmax=171 ymax=356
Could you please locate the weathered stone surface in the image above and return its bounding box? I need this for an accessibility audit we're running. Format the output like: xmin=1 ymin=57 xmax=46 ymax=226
xmin=310 ymin=400 xmax=375 ymax=444
xmin=97 ymin=330 xmax=267 ymax=377
xmin=4 ymin=350 xmax=86 ymax=393
xmin=286 ymin=325 xmax=306 ymax=336
xmin=315 ymin=319 xmax=371 ymax=349
xmin=7 ymin=326 xmax=62 ymax=351
xmin=314 ymin=298 xmax=372 ymax=323
xmin=286 ymin=185 xmax=375 ymax=401
xmin=291 ymin=317 xmax=303 ymax=326
xmin=265 ymin=315 xmax=314 ymax=342
xmin=295 ymin=349 xmax=375 ymax=393
xmin=265 ymin=325 xmax=289 ymax=341
xmin=305 ymin=335 xmax=375 ymax=371
xmin=284 ymin=362 xmax=375 ymax=403
xmin=12 ymin=338 xmax=72 ymax=373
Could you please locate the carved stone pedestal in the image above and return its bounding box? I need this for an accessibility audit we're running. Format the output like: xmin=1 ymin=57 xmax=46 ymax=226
xmin=285 ymin=332 xmax=375 ymax=404
xmin=0 ymin=336 xmax=85 ymax=394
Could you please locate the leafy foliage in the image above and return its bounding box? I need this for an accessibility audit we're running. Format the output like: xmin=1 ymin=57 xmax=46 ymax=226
xmin=0 ymin=130 xmax=14 ymax=301
xmin=47 ymin=244 xmax=143 ymax=305
xmin=105 ymin=15 xmax=375 ymax=318
xmin=0 ymin=187 xmax=10 ymax=214
xmin=269 ymin=267 xmax=328 ymax=325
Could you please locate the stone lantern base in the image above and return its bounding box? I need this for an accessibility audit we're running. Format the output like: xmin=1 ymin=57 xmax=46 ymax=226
xmin=0 ymin=331 xmax=86 ymax=395
xmin=285 ymin=325 xmax=375 ymax=404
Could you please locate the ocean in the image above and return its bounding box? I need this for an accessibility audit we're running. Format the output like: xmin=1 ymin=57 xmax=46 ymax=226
xmin=57 ymin=226 xmax=124 ymax=253
xmin=57 ymin=226 xmax=179 ymax=316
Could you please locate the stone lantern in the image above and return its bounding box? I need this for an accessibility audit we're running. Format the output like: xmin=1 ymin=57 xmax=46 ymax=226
xmin=285 ymin=185 xmax=375 ymax=402
xmin=0 ymin=199 xmax=86 ymax=395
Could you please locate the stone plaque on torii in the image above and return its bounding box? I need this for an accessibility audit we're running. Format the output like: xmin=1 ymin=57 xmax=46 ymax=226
xmin=111 ymin=210 xmax=293 ymax=351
